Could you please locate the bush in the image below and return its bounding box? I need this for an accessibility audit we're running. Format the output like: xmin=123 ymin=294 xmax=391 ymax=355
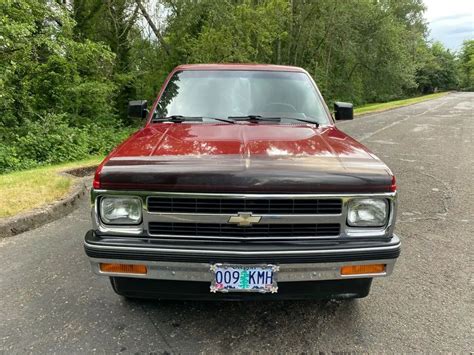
xmin=0 ymin=114 xmax=134 ymax=174
xmin=0 ymin=0 xmax=127 ymax=174
xmin=15 ymin=114 xmax=89 ymax=164
xmin=0 ymin=145 xmax=36 ymax=173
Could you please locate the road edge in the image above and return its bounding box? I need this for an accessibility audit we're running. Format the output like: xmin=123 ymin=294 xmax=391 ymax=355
xmin=0 ymin=174 xmax=90 ymax=238
xmin=354 ymin=92 xmax=451 ymax=117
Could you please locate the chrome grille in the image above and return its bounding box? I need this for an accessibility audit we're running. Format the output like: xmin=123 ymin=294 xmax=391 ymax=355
xmin=148 ymin=222 xmax=340 ymax=239
xmin=93 ymin=191 xmax=397 ymax=241
xmin=147 ymin=197 xmax=342 ymax=214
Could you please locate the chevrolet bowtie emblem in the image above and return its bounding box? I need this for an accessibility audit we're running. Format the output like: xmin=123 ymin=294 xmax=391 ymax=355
xmin=228 ymin=212 xmax=262 ymax=227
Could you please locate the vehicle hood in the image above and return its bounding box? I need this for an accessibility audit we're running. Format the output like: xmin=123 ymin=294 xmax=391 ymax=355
xmin=99 ymin=123 xmax=393 ymax=193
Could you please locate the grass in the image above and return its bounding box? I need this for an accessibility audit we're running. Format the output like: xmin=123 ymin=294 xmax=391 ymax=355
xmin=0 ymin=156 xmax=103 ymax=218
xmin=354 ymin=92 xmax=449 ymax=115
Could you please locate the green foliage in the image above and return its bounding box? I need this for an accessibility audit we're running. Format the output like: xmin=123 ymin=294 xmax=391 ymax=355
xmin=0 ymin=0 xmax=130 ymax=173
xmin=416 ymin=42 xmax=459 ymax=93
xmin=71 ymin=0 xmax=140 ymax=121
xmin=0 ymin=114 xmax=133 ymax=174
xmin=458 ymin=40 xmax=474 ymax=90
xmin=187 ymin=0 xmax=289 ymax=63
xmin=0 ymin=114 xmax=133 ymax=173
xmin=150 ymin=0 xmax=432 ymax=105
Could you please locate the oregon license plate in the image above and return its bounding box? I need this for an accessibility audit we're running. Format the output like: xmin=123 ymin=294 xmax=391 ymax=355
xmin=210 ymin=264 xmax=279 ymax=293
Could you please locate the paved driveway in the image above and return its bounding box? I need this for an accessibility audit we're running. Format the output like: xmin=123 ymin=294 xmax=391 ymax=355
xmin=1 ymin=92 xmax=472 ymax=353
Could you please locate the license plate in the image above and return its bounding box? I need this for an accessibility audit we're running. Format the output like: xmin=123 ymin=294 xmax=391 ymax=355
xmin=210 ymin=264 xmax=279 ymax=293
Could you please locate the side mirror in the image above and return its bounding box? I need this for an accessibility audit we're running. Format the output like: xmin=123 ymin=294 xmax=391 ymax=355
xmin=128 ymin=100 xmax=148 ymax=119
xmin=334 ymin=102 xmax=354 ymax=120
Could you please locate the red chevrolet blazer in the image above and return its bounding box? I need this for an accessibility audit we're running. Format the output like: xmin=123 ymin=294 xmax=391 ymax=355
xmin=84 ymin=64 xmax=400 ymax=300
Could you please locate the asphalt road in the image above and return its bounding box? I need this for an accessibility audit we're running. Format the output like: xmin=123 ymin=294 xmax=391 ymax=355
xmin=1 ymin=92 xmax=472 ymax=353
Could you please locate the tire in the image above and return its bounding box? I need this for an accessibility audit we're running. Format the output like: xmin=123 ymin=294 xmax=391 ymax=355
xmin=109 ymin=277 xmax=124 ymax=296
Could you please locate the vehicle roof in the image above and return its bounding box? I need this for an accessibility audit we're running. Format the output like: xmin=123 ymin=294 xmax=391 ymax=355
xmin=174 ymin=63 xmax=306 ymax=72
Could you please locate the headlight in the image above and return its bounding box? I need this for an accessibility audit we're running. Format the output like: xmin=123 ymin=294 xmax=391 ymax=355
xmin=100 ymin=197 xmax=142 ymax=225
xmin=347 ymin=198 xmax=388 ymax=227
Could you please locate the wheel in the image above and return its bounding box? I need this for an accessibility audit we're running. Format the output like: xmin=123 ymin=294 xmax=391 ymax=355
xmin=110 ymin=277 xmax=126 ymax=296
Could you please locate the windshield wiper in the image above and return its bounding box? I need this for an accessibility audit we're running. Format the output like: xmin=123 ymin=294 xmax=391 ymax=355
xmin=153 ymin=115 xmax=202 ymax=123
xmin=228 ymin=115 xmax=281 ymax=122
xmin=202 ymin=116 xmax=235 ymax=124
xmin=154 ymin=114 xmax=318 ymax=125
xmin=153 ymin=115 xmax=235 ymax=124
xmin=280 ymin=116 xmax=320 ymax=126
xmin=228 ymin=115 xmax=319 ymax=126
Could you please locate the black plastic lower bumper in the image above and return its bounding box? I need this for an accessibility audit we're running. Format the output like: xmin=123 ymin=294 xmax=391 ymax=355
xmin=84 ymin=230 xmax=401 ymax=264
xmin=110 ymin=277 xmax=373 ymax=301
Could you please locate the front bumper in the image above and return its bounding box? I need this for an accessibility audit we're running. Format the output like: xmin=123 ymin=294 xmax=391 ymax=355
xmin=84 ymin=230 xmax=400 ymax=282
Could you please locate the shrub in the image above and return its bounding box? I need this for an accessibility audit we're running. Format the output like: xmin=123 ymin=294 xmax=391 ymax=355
xmin=0 ymin=114 xmax=134 ymax=174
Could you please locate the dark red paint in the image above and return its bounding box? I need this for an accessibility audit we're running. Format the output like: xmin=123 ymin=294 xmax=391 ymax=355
xmin=95 ymin=64 xmax=394 ymax=193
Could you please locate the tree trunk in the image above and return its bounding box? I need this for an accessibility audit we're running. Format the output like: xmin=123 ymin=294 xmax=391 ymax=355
xmin=134 ymin=0 xmax=171 ymax=55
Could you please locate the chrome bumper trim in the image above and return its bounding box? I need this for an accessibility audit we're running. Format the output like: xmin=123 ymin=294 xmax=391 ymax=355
xmin=88 ymin=258 xmax=397 ymax=282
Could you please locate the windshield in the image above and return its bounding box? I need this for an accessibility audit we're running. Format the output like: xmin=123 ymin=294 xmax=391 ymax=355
xmin=155 ymin=70 xmax=330 ymax=124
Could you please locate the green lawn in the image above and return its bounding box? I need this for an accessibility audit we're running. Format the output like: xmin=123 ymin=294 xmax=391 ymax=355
xmin=0 ymin=156 xmax=103 ymax=218
xmin=354 ymin=92 xmax=449 ymax=115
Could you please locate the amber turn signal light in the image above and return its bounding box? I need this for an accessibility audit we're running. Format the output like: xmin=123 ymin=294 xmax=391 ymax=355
xmin=100 ymin=263 xmax=147 ymax=274
xmin=340 ymin=264 xmax=385 ymax=275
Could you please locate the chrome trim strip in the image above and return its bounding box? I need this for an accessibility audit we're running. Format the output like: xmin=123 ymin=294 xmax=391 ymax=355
xmin=146 ymin=212 xmax=342 ymax=224
xmin=88 ymin=258 xmax=397 ymax=282
xmin=145 ymin=234 xmax=340 ymax=241
xmin=93 ymin=190 xmax=396 ymax=199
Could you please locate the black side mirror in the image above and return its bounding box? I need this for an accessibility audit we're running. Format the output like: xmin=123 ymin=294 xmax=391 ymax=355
xmin=334 ymin=102 xmax=354 ymax=120
xmin=128 ymin=100 xmax=148 ymax=119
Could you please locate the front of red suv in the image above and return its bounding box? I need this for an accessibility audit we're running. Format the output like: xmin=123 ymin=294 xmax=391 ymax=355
xmin=84 ymin=64 xmax=400 ymax=300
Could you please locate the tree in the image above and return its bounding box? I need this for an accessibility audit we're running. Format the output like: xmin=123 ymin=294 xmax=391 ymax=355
xmin=71 ymin=0 xmax=141 ymax=122
xmin=458 ymin=40 xmax=474 ymax=91
xmin=416 ymin=42 xmax=458 ymax=93
xmin=0 ymin=0 xmax=124 ymax=172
